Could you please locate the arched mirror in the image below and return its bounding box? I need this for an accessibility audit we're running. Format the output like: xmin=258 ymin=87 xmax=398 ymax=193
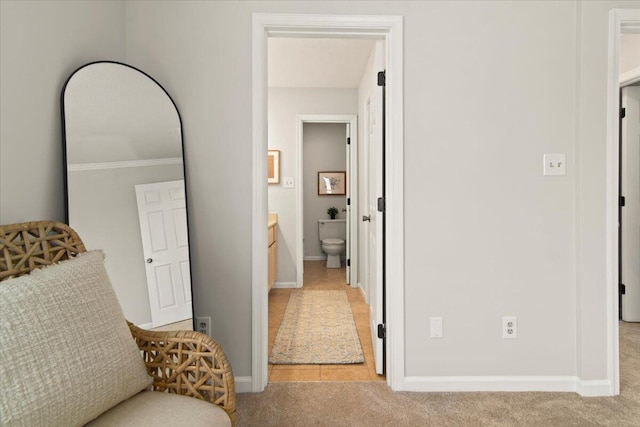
xmin=62 ymin=61 xmax=193 ymax=331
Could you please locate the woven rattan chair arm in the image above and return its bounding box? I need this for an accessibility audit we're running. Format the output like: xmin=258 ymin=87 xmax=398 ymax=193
xmin=128 ymin=322 xmax=236 ymax=426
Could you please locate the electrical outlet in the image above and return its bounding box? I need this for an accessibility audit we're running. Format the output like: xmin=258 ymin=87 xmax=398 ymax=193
xmin=196 ymin=316 xmax=211 ymax=336
xmin=430 ymin=317 xmax=443 ymax=338
xmin=503 ymin=316 xmax=517 ymax=339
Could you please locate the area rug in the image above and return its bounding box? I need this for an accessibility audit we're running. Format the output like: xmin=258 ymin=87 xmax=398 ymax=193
xmin=269 ymin=290 xmax=364 ymax=364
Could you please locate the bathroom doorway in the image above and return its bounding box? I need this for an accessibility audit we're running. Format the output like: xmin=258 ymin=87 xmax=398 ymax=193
xmin=303 ymin=122 xmax=349 ymax=275
xmin=252 ymin=13 xmax=404 ymax=392
xmin=296 ymin=117 xmax=358 ymax=288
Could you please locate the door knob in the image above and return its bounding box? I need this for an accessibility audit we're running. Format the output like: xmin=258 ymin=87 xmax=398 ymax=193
xmin=146 ymin=258 xmax=153 ymax=263
xmin=362 ymin=215 xmax=371 ymax=222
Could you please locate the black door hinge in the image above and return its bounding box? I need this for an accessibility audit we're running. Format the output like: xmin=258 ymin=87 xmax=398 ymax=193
xmin=620 ymin=283 xmax=626 ymax=295
xmin=621 ymin=107 xmax=626 ymax=119
xmin=347 ymin=259 xmax=351 ymax=267
xmin=377 ymin=71 xmax=386 ymax=87
xmin=347 ymin=198 xmax=351 ymax=206
xmin=347 ymin=137 xmax=351 ymax=145
xmin=377 ymin=197 xmax=385 ymax=213
xmin=377 ymin=323 xmax=386 ymax=339
xmin=620 ymin=196 xmax=625 ymax=207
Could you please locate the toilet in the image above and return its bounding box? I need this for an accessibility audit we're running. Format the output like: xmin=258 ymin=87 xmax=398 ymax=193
xmin=318 ymin=219 xmax=346 ymax=269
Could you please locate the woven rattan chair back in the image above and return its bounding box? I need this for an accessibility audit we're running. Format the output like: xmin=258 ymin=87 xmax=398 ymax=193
xmin=0 ymin=221 xmax=86 ymax=281
xmin=0 ymin=220 xmax=236 ymax=425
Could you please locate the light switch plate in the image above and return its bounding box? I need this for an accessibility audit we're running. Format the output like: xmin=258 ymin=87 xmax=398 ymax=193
xmin=283 ymin=177 xmax=294 ymax=188
xmin=543 ymin=154 xmax=566 ymax=176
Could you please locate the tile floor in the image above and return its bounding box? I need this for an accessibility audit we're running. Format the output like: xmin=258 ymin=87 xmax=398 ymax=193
xmin=268 ymin=260 xmax=385 ymax=382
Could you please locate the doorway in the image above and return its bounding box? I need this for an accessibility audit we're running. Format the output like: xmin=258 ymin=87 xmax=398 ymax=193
xmin=267 ymin=45 xmax=377 ymax=380
xmin=295 ymin=116 xmax=358 ymax=288
xmin=252 ymin=13 xmax=404 ymax=392
xmin=605 ymin=9 xmax=640 ymax=396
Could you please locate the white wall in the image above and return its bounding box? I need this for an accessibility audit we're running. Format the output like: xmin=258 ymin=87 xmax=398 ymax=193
xmin=122 ymin=0 xmax=636 ymax=385
xmin=0 ymin=0 xmax=125 ymax=224
xmin=302 ymin=123 xmax=347 ymax=259
xmin=267 ymin=88 xmax=357 ymax=284
xmin=2 ymin=0 xmax=637 ymax=389
xmin=620 ymin=33 xmax=640 ymax=75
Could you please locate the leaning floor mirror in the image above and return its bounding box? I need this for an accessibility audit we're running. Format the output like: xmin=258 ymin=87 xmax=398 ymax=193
xmin=62 ymin=61 xmax=193 ymax=331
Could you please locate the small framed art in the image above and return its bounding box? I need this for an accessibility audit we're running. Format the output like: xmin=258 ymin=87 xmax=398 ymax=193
xmin=267 ymin=150 xmax=280 ymax=184
xmin=318 ymin=171 xmax=346 ymax=195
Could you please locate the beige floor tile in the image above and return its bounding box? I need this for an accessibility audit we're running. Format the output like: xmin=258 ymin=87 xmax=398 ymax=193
xmin=320 ymin=366 xmax=371 ymax=381
xmin=271 ymin=364 xmax=319 ymax=370
xmin=269 ymin=367 xmax=321 ymax=382
xmin=268 ymin=293 xmax=291 ymax=304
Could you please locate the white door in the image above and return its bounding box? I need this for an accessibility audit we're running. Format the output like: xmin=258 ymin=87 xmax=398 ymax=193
xmin=368 ymin=85 xmax=385 ymax=375
xmin=621 ymin=85 xmax=640 ymax=322
xmin=135 ymin=180 xmax=192 ymax=327
xmin=346 ymin=123 xmax=351 ymax=284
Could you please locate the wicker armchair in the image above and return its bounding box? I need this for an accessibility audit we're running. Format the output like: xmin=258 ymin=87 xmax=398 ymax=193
xmin=0 ymin=220 xmax=236 ymax=425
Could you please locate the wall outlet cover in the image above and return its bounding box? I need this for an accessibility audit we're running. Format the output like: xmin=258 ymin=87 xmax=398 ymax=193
xmin=502 ymin=316 xmax=517 ymax=339
xmin=196 ymin=316 xmax=211 ymax=337
xmin=430 ymin=316 xmax=443 ymax=338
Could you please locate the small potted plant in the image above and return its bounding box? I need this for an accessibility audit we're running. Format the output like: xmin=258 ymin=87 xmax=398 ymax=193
xmin=327 ymin=206 xmax=339 ymax=220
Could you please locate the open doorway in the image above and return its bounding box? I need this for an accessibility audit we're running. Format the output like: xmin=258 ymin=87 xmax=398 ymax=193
xmin=252 ymin=14 xmax=404 ymax=393
xmin=605 ymin=9 xmax=640 ymax=396
xmin=265 ymin=37 xmax=383 ymax=382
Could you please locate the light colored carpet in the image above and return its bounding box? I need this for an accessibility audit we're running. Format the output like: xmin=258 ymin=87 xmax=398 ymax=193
xmin=269 ymin=290 xmax=364 ymax=364
xmin=239 ymin=321 xmax=640 ymax=426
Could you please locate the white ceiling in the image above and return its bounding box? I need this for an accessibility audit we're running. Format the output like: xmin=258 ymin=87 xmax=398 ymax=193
xmin=268 ymin=38 xmax=376 ymax=88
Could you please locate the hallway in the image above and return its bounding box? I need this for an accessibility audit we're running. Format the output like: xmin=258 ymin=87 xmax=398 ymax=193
xmin=268 ymin=261 xmax=385 ymax=382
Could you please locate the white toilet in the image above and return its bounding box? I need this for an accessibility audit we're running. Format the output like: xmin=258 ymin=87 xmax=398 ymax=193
xmin=318 ymin=219 xmax=346 ymax=269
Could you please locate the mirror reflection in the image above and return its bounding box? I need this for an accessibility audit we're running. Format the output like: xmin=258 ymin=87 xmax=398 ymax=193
xmin=62 ymin=61 xmax=193 ymax=331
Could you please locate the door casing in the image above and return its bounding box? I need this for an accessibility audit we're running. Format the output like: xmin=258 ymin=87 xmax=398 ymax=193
xmin=252 ymin=13 xmax=404 ymax=392
xmin=295 ymin=115 xmax=358 ymax=289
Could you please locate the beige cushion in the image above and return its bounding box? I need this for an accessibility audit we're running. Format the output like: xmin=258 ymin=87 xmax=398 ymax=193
xmin=0 ymin=251 xmax=152 ymax=427
xmin=86 ymin=391 xmax=231 ymax=426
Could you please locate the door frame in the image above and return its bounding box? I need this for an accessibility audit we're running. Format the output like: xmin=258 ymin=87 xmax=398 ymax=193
xmin=252 ymin=13 xmax=404 ymax=392
xmin=295 ymin=115 xmax=358 ymax=289
xmin=605 ymin=8 xmax=640 ymax=396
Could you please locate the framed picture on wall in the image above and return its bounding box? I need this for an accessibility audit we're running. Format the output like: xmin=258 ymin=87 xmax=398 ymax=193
xmin=267 ymin=150 xmax=280 ymax=184
xmin=318 ymin=171 xmax=346 ymax=195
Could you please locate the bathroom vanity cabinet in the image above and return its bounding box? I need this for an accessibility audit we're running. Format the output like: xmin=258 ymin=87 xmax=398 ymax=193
xmin=268 ymin=215 xmax=277 ymax=291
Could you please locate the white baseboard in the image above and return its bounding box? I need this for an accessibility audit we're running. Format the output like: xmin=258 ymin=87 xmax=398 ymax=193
xmin=576 ymin=379 xmax=614 ymax=396
xmin=235 ymin=375 xmax=612 ymax=395
xmin=357 ymin=282 xmax=369 ymax=304
xmin=272 ymin=281 xmax=299 ymax=289
xmin=138 ymin=322 xmax=153 ymax=330
xmin=234 ymin=376 xmax=253 ymax=393
xmin=303 ymin=255 xmax=326 ymax=261
xmin=403 ymin=376 xmax=613 ymax=395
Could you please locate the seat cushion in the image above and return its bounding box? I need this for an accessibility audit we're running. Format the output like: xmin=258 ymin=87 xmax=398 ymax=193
xmin=86 ymin=391 xmax=231 ymax=426
xmin=0 ymin=251 xmax=152 ymax=427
